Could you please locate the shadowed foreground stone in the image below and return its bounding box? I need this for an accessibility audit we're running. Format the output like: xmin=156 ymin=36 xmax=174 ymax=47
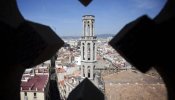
xmin=79 ymin=0 xmax=92 ymax=7
xmin=109 ymin=15 xmax=155 ymax=73
xmin=4 ymin=20 xmax=64 ymax=68
xmin=67 ymin=78 xmax=104 ymax=100
xmin=0 ymin=0 xmax=24 ymax=28
xmin=1 ymin=0 xmax=64 ymax=100
xmin=14 ymin=20 xmax=64 ymax=67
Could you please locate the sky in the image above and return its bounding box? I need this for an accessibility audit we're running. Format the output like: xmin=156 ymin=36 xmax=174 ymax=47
xmin=17 ymin=0 xmax=166 ymax=36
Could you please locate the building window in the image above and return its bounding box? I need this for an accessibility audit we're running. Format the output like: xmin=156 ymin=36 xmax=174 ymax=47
xmin=88 ymin=24 xmax=90 ymax=36
xmin=24 ymin=92 xmax=27 ymax=96
xmin=34 ymin=92 xmax=37 ymax=99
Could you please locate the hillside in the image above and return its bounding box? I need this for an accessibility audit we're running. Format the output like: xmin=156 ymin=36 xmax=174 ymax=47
xmin=61 ymin=34 xmax=115 ymax=39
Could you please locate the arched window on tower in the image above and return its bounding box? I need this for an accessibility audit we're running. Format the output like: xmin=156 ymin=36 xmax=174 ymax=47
xmin=93 ymin=65 xmax=95 ymax=79
xmin=92 ymin=23 xmax=93 ymax=36
xmin=88 ymin=24 xmax=90 ymax=36
xmin=84 ymin=21 xmax=86 ymax=36
xmin=87 ymin=21 xmax=90 ymax=36
xmin=83 ymin=43 xmax=85 ymax=60
xmin=88 ymin=66 xmax=90 ymax=78
xmin=83 ymin=65 xmax=85 ymax=77
xmin=87 ymin=43 xmax=91 ymax=60
xmin=93 ymin=43 xmax=95 ymax=60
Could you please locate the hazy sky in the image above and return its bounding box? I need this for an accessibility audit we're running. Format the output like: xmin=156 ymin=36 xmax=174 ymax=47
xmin=17 ymin=0 xmax=166 ymax=36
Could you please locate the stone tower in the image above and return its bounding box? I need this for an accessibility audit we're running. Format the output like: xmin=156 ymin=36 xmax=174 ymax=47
xmin=80 ymin=15 xmax=97 ymax=80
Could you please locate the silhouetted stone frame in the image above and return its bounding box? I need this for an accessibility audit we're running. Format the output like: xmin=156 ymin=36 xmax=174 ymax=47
xmin=1 ymin=0 xmax=175 ymax=100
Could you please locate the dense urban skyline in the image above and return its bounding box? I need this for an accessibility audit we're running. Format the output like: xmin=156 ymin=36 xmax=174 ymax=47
xmin=17 ymin=0 xmax=166 ymax=36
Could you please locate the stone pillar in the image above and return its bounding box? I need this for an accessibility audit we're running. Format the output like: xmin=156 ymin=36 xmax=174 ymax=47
xmin=85 ymin=66 xmax=88 ymax=77
xmin=81 ymin=65 xmax=83 ymax=77
xmin=83 ymin=20 xmax=85 ymax=36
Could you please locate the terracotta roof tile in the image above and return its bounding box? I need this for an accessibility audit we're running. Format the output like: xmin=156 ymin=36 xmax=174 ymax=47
xmin=21 ymin=75 xmax=48 ymax=92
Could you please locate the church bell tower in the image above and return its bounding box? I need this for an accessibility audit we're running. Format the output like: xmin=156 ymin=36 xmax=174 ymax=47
xmin=80 ymin=15 xmax=97 ymax=79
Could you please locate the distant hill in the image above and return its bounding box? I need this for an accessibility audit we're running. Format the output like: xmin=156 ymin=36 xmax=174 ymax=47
xmin=61 ymin=34 xmax=115 ymax=39
xmin=97 ymin=34 xmax=115 ymax=38
xmin=61 ymin=36 xmax=80 ymax=40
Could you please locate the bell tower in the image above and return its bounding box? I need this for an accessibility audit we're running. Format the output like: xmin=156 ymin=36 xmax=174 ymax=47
xmin=80 ymin=15 xmax=96 ymax=79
